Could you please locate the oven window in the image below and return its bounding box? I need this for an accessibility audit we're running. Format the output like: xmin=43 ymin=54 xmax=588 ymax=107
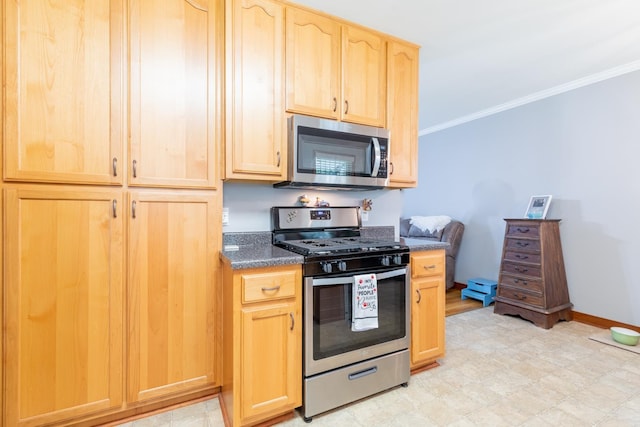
xmin=312 ymin=274 xmax=406 ymax=360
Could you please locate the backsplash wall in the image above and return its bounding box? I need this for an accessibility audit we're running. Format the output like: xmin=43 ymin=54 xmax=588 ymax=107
xmin=222 ymin=182 xmax=405 ymax=236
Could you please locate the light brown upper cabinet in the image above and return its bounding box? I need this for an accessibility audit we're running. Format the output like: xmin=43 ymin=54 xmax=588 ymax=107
xmin=285 ymin=7 xmax=387 ymax=127
xmin=3 ymin=0 xmax=124 ymax=185
xmin=129 ymin=0 xmax=221 ymax=189
xmin=387 ymin=40 xmax=419 ymax=188
xmin=225 ymin=0 xmax=287 ymax=180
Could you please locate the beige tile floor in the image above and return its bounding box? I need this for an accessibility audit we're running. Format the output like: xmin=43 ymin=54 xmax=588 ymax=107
xmin=117 ymin=307 xmax=640 ymax=426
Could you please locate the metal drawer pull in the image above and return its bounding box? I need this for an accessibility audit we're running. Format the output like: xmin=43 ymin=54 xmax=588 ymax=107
xmin=515 ymin=254 xmax=528 ymax=259
xmin=515 ymin=267 xmax=528 ymax=273
xmin=332 ymin=97 xmax=337 ymax=112
xmin=516 ymin=241 xmax=529 ymax=247
xmin=132 ymin=200 xmax=137 ymax=219
xmin=112 ymin=200 xmax=117 ymax=218
xmin=424 ymin=264 xmax=436 ymax=269
xmin=513 ymin=293 xmax=527 ymax=300
xmin=514 ymin=279 xmax=528 ymax=285
xmin=112 ymin=157 xmax=118 ymax=176
xmin=132 ymin=159 xmax=138 ymax=178
xmin=348 ymin=366 xmax=377 ymax=381
xmin=289 ymin=313 xmax=294 ymax=331
xmin=261 ymin=285 xmax=281 ymax=292
xmin=516 ymin=227 xmax=530 ymax=233
xmin=344 ymin=100 xmax=349 ymax=114
xmin=416 ymin=289 xmax=421 ymax=304
xmin=276 ymin=151 xmax=281 ymax=167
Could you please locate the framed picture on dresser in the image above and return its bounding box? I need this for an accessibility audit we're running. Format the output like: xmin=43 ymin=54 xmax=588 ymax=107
xmin=524 ymin=195 xmax=552 ymax=219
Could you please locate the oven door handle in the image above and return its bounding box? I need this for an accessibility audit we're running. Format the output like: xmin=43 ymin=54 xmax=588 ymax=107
xmin=370 ymin=137 xmax=381 ymax=177
xmin=311 ymin=267 xmax=407 ymax=286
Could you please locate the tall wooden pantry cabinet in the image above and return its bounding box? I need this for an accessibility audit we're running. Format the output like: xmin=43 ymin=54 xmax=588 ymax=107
xmin=1 ymin=1 xmax=223 ymax=425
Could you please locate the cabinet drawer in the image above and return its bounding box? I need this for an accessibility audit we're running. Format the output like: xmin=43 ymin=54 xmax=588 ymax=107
xmin=502 ymin=262 xmax=541 ymax=278
xmin=503 ymin=251 xmax=541 ymax=265
xmin=497 ymin=286 xmax=543 ymax=307
xmin=505 ymin=238 xmax=540 ymax=252
xmin=500 ymin=274 xmax=543 ymax=293
xmin=242 ymin=270 xmax=298 ymax=303
xmin=411 ymin=252 xmax=444 ymax=278
xmin=506 ymin=223 xmax=540 ymax=238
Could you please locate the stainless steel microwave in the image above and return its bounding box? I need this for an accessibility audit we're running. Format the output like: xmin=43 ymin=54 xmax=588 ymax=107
xmin=274 ymin=114 xmax=390 ymax=190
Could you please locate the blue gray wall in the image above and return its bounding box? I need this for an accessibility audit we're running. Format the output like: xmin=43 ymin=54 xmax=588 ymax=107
xmin=404 ymin=70 xmax=640 ymax=326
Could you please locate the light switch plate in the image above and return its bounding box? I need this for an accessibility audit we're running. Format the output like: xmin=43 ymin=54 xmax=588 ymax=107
xmin=222 ymin=207 xmax=229 ymax=225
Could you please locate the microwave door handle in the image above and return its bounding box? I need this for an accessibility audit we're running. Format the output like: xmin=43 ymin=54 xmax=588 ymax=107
xmin=371 ymin=137 xmax=381 ymax=177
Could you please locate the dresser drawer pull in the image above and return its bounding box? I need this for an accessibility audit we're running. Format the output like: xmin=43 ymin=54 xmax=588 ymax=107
xmin=514 ymin=254 xmax=529 ymax=260
xmin=261 ymin=285 xmax=281 ymax=292
xmin=513 ymin=293 xmax=527 ymax=300
xmin=424 ymin=264 xmax=436 ymax=270
xmin=515 ymin=267 xmax=528 ymax=273
xmin=514 ymin=279 xmax=528 ymax=285
xmin=516 ymin=241 xmax=530 ymax=247
xmin=516 ymin=227 xmax=530 ymax=233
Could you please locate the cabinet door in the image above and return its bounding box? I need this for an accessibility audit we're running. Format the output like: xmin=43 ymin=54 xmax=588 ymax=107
xmin=4 ymin=186 xmax=124 ymax=426
xmin=3 ymin=1 xmax=124 ymax=185
xmin=129 ymin=0 xmax=220 ymax=188
xmin=410 ymin=276 xmax=445 ymax=367
xmin=240 ymin=301 xmax=301 ymax=420
xmin=127 ymin=191 xmax=220 ymax=402
xmin=225 ymin=0 xmax=286 ymax=180
xmin=285 ymin=7 xmax=341 ymax=119
xmin=387 ymin=41 xmax=419 ymax=187
xmin=342 ymin=25 xmax=386 ymax=127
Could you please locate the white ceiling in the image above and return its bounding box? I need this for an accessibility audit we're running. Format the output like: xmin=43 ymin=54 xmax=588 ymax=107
xmin=291 ymin=0 xmax=640 ymax=134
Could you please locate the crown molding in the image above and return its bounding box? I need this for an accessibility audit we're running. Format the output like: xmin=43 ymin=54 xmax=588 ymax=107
xmin=419 ymin=60 xmax=640 ymax=137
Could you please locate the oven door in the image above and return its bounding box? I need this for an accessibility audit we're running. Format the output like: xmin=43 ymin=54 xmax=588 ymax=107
xmin=304 ymin=267 xmax=409 ymax=377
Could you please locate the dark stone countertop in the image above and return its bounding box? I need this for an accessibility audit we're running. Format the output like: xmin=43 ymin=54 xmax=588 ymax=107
xmin=219 ymin=229 xmax=449 ymax=270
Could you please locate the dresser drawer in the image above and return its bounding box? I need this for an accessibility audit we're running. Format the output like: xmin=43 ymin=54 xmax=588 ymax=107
xmin=242 ymin=270 xmax=298 ymax=303
xmin=503 ymin=250 xmax=541 ymax=264
xmin=502 ymin=262 xmax=541 ymax=278
xmin=497 ymin=286 xmax=543 ymax=307
xmin=506 ymin=223 xmax=540 ymax=238
xmin=411 ymin=252 xmax=445 ymax=278
xmin=505 ymin=238 xmax=540 ymax=252
xmin=500 ymin=274 xmax=543 ymax=293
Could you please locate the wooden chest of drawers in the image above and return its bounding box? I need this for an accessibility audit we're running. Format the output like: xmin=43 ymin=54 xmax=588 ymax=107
xmin=493 ymin=219 xmax=572 ymax=329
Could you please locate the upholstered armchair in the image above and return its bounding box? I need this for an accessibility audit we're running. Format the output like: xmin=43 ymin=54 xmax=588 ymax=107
xmin=399 ymin=217 xmax=465 ymax=290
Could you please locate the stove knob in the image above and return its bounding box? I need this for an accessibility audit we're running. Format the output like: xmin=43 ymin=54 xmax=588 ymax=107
xmin=381 ymin=256 xmax=390 ymax=267
xmin=321 ymin=262 xmax=333 ymax=274
xmin=393 ymin=255 xmax=403 ymax=265
xmin=338 ymin=261 xmax=347 ymax=272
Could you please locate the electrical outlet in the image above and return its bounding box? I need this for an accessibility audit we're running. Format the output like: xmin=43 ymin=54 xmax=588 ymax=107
xmin=222 ymin=207 xmax=229 ymax=225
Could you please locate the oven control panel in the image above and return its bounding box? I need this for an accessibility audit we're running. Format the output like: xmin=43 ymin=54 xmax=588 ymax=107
xmin=305 ymin=250 xmax=410 ymax=277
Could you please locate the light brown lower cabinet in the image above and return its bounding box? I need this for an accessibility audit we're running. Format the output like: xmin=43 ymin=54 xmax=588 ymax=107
xmin=2 ymin=187 xmax=221 ymax=426
xmin=3 ymin=186 xmax=125 ymax=426
xmin=221 ymin=263 xmax=302 ymax=427
xmin=410 ymin=250 xmax=446 ymax=370
xmin=127 ymin=191 xmax=221 ymax=402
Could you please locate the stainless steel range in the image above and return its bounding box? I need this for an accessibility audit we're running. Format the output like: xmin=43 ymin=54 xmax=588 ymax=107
xmin=272 ymin=206 xmax=411 ymax=422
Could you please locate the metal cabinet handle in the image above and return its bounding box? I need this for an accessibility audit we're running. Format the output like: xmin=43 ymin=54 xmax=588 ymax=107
xmin=112 ymin=200 xmax=117 ymax=218
xmin=344 ymin=100 xmax=349 ymax=114
xmin=132 ymin=200 xmax=137 ymax=219
xmin=332 ymin=97 xmax=337 ymax=112
xmin=276 ymin=151 xmax=281 ymax=168
xmin=390 ymin=162 xmax=394 ymax=175
xmin=132 ymin=159 xmax=137 ymax=178
xmin=289 ymin=313 xmax=295 ymax=331
xmin=424 ymin=264 xmax=436 ymax=270
xmin=112 ymin=157 xmax=118 ymax=177
xmin=416 ymin=289 xmax=421 ymax=304
xmin=261 ymin=285 xmax=281 ymax=292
